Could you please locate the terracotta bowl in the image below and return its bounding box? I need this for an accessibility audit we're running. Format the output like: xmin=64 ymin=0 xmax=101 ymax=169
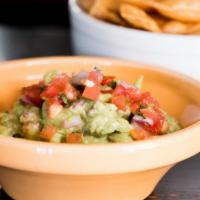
xmin=0 ymin=57 xmax=200 ymax=200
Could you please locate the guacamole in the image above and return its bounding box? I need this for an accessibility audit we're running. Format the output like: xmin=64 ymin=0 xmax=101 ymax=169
xmin=0 ymin=68 xmax=181 ymax=144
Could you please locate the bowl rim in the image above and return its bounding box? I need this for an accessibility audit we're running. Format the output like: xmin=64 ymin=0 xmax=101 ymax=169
xmin=69 ymin=0 xmax=200 ymax=40
xmin=0 ymin=56 xmax=200 ymax=175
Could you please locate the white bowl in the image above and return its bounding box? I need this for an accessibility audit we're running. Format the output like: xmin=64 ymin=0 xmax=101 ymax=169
xmin=69 ymin=0 xmax=200 ymax=80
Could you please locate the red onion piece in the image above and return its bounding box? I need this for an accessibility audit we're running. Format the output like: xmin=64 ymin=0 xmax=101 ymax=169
xmin=71 ymin=71 xmax=89 ymax=86
xmin=132 ymin=115 xmax=154 ymax=126
xmin=63 ymin=116 xmax=82 ymax=129
xmin=71 ymin=100 xmax=85 ymax=109
xmin=21 ymin=96 xmax=33 ymax=105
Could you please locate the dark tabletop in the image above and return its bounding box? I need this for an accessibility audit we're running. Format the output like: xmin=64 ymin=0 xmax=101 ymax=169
xmin=0 ymin=17 xmax=199 ymax=200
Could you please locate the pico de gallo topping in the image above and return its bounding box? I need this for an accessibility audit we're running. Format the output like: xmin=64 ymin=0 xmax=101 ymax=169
xmin=0 ymin=68 xmax=180 ymax=144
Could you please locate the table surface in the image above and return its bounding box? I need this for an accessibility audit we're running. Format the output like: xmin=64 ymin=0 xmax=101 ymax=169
xmin=0 ymin=25 xmax=200 ymax=200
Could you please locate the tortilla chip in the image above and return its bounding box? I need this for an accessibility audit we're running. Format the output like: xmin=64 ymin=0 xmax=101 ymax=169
xmin=152 ymin=0 xmax=200 ymax=22
xmin=163 ymin=20 xmax=200 ymax=34
xmin=120 ymin=4 xmax=161 ymax=32
xmin=192 ymin=30 xmax=200 ymax=35
xmin=80 ymin=0 xmax=200 ymax=35
xmin=150 ymin=12 xmax=168 ymax=28
xmin=163 ymin=21 xmax=188 ymax=34
xmin=78 ymin=0 xmax=95 ymax=12
xmin=89 ymin=0 xmax=126 ymax=25
xmin=118 ymin=0 xmax=155 ymax=10
xmin=187 ymin=24 xmax=200 ymax=34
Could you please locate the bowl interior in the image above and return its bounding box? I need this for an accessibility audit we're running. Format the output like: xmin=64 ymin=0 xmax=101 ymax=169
xmin=0 ymin=57 xmax=199 ymax=121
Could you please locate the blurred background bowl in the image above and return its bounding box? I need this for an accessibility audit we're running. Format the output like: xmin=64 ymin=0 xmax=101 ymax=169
xmin=69 ymin=0 xmax=200 ymax=80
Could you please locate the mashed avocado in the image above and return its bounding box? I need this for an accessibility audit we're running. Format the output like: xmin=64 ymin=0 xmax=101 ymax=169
xmin=84 ymin=102 xmax=132 ymax=136
xmin=163 ymin=112 xmax=181 ymax=133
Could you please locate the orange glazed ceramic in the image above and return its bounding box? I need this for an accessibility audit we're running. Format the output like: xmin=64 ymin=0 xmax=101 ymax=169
xmin=0 ymin=57 xmax=200 ymax=200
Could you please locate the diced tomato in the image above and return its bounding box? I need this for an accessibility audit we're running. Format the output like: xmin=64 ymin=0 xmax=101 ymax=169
xmin=141 ymin=109 xmax=160 ymax=124
xmin=141 ymin=92 xmax=159 ymax=107
xmin=41 ymin=75 xmax=68 ymax=99
xmin=125 ymin=88 xmax=142 ymax=102
xmin=64 ymin=83 xmax=79 ymax=101
xmin=38 ymin=81 xmax=45 ymax=87
xmin=141 ymin=92 xmax=150 ymax=99
xmin=140 ymin=108 xmax=168 ymax=134
xmin=151 ymin=123 xmax=166 ymax=134
xmin=66 ymin=133 xmax=82 ymax=144
xmin=82 ymin=85 xmax=101 ymax=101
xmin=41 ymin=74 xmax=78 ymax=102
xmin=130 ymin=102 xmax=139 ymax=112
xmin=112 ymin=84 xmax=126 ymax=96
xmin=111 ymin=94 xmax=126 ymax=111
xmin=101 ymin=76 xmax=115 ymax=85
xmin=52 ymin=74 xmax=69 ymax=90
xmin=47 ymin=96 xmax=61 ymax=105
xmin=40 ymin=125 xmax=57 ymax=141
xmin=113 ymin=84 xmax=141 ymax=102
xmin=22 ymin=84 xmax=43 ymax=107
xmin=41 ymin=84 xmax=59 ymax=98
xmin=47 ymin=97 xmax=63 ymax=119
xmin=130 ymin=129 xmax=151 ymax=140
xmin=101 ymin=88 xmax=113 ymax=94
xmin=88 ymin=71 xmax=103 ymax=85
xmin=134 ymin=120 xmax=158 ymax=134
xmin=112 ymin=84 xmax=142 ymax=111
xmin=88 ymin=71 xmax=98 ymax=84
